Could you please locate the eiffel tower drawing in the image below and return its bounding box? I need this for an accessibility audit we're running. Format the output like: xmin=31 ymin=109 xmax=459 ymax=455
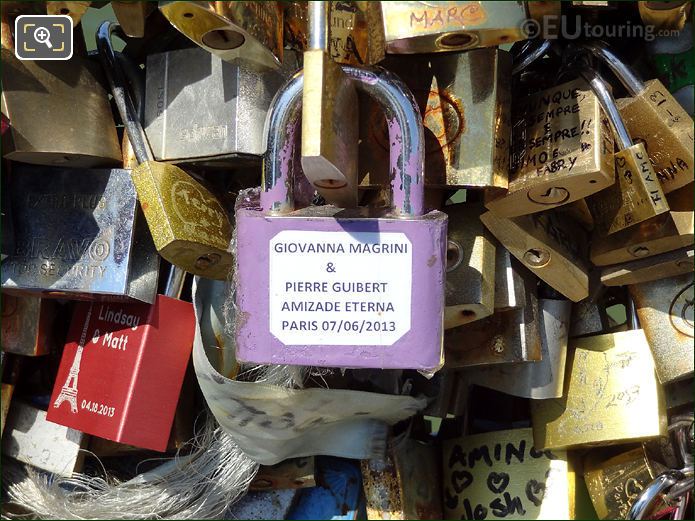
xmin=54 ymin=303 xmax=93 ymax=414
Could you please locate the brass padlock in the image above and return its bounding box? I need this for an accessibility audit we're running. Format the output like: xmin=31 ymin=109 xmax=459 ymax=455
xmin=98 ymin=22 xmax=233 ymax=280
xmin=601 ymin=246 xmax=693 ymax=286
xmin=580 ymin=67 xmax=669 ymax=236
xmin=584 ymin=447 xmax=665 ymax=520
xmin=481 ymin=209 xmax=590 ymax=302
xmin=158 ymin=1 xmax=283 ymax=69
xmin=362 ymin=434 xmax=443 ymax=519
xmin=443 ymin=428 xmax=577 ymax=519
xmin=444 ymin=203 xmax=496 ymax=329
xmin=629 ymin=272 xmax=694 ymax=385
xmin=0 ymin=16 xmax=121 ymax=168
xmin=463 ymin=296 xmax=571 ymax=399
xmin=591 ymin=181 xmax=693 ymax=266
xmin=360 ymin=48 xmax=511 ymax=192
xmin=111 ymin=1 xmax=155 ymax=38
xmin=380 ymin=1 xmax=529 ymax=54
xmin=445 ymin=283 xmax=541 ymax=368
xmin=639 ymin=2 xmax=692 ymax=34
xmin=485 ymin=76 xmax=615 ymax=217
xmin=1 ymin=294 xmax=57 ymax=357
xmin=583 ymin=40 xmax=694 ymax=194
xmin=301 ymin=1 xmax=359 ymax=207
xmin=531 ymin=301 xmax=667 ymax=450
xmin=45 ymin=1 xmax=91 ymax=25
xmin=2 ymin=401 xmax=88 ymax=476
xmin=493 ymin=244 xmax=527 ymax=311
xmin=283 ymin=1 xmax=386 ymax=66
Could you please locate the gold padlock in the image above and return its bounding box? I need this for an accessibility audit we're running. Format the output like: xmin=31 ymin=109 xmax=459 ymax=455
xmin=629 ymin=272 xmax=694 ymax=385
xmin=444 ymin=203 xmax=496 ymax=329
xmin=591 ymin=181 xmax=693 ymax=266
xmin=531 ymin=301 xmax=667 ymax=450
xmin=638 ymin=1 xmax=692 ymax=31
xmin=380 ymin=1 xmax=529 ymax=54
xmin=580 ymin=68 xmax=669 ymax=236
xmin=481 ymin=209 xmax=590 ymax=302
xmin=445 ymin=284 xmax=541 ymax=368
xmin=359 ymin=48 xmax=511 ymax=192
xmin=1 ymin=15 xmax=121 ymax=168
xmin=158 ymin=1 xmax=283 ymax=69
xmin=443 ymin=428 xmax=577 ymax=519
xmin=485 ymin=77 xmax=615 ymax=217
xmin=283 ymin=1 xmax=385 ymax=66
xmin=301 ymin=1 xmax=359 ymax=207
xmin=601 ymin=246 xmax=693 ymax=286
xmin=584 ymin=447 xmax=665 ymax=520
xmin=111 ymin=1 xmax=155 ymax=38
xmin=583 ymin=41 xmax=694 ymax=194
xmin=98 ymin=22 xmax=233 ymax=280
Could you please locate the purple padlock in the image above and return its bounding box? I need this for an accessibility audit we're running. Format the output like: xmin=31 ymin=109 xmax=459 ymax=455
xmin=235 ymin=66 xmax=447 ymax=370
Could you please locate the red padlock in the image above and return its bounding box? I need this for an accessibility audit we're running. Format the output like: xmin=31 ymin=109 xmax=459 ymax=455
xmin=47 ymin=267 xmax=195 ymax=452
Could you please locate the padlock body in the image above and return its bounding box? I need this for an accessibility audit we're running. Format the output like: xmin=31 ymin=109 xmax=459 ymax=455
xmin=616 ymin=79 xmax=694 ymax=193
xmin=1 ymin=52 xmax=121 ymax=168
xmin=235 ymin=207 xmax=447 ymax=370
xmin=47 ymin=296 xmax=195 ymax=452
xmin=486 ymin=78 xmax=615 ymax=217
xmin=380 ymin=1 xmax=528 ymax=54
xmin=1 ymin=295 xmax=57 ymax=356
xmin=144 ymin=46 xmax=290 ymax=165
xmin=0 ymin=165 xmax=159 ymax=303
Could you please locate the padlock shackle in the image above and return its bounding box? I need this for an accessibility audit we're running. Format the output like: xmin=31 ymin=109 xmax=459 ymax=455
xmin=307 ymin=1 xmax=328 ymax=50
xmin=164 ymin=264 xmax=186 ymax=300
xmin=579 ymin=67 xmax=633 ymax=150
xmin=96 ymin=21 xmax=154 ymax=165
xmin=582 ymin=41 xmax=645 ymax=97
xmin=628 ymin=470 xmax=684 ymax=519
xmin=262 ymin=66 xmax=425 ymax=217
xmin=512 ymin=39 xmax=551 ymax=75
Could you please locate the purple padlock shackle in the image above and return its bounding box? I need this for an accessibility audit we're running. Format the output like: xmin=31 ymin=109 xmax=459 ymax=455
xmin=261 ymin=66 xmax=425 ymax=218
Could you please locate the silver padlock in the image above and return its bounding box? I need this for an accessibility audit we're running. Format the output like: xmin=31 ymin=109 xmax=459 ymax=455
xmin=144 ymin=46 xmax=297 ymax=166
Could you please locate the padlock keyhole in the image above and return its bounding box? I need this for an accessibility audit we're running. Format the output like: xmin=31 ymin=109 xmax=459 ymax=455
xmin=202 ymin=29 xmax=245 ymax=50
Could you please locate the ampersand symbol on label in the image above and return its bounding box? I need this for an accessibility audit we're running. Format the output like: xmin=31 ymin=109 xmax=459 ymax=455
xmin=326 ymin=262 xmax=336 ymax=273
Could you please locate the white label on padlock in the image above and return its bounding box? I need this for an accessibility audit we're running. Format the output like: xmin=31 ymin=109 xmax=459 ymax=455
xmin=269 ymin=230 xmax=412 ymax=346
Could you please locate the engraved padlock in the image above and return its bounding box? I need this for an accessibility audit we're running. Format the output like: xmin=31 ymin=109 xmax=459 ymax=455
xmin=1 ymin=294 xmax=57 ymax=357
xmin=235 ymin=66 xmax=447 ymax=370
xmin=463 ymin=295 xmax=571 ymax=399
xmin=380 ymin=1 xmax=529 ymax=54
xmin=98 ymin=22 xmax=234 ymax=280
xmin=445 ymin=280 xmax=541 ymax=368
xmin=584 ymin=447 xmax=665 ymax=520
xmin=360 ymin=48 xmax=511 ymax=192
xmin=580 ymin=66 xmax=669 ymax=236
xmin=582 ymin=40 xmax=694 ymax=194
xmin=443 ymin=203 xmax=496 ymax=330
xmin=481 ymin=209 xmax=591 ymax=302
xmin=0 ymin=14 xmax=121 ymax=168
xmin=3 ymin=401 xmax=89 ymax=476
xmin=485 ymin=75 xmax=616 ymax=217
xmin=158 ymin=1 xmax=283 ymax=69
xmin=629 ymin=272 xmax=694 ymax=385
xmin=591 ymin=181 xmax=693 ymax=266
xmin=531 ymin=299 xmax=667 ymax=450
xmin=283 ymin=1 xmax=386 ymax=66
xmin=601 ymin=246 xmax=693 ymax=287
xmin=443 ymin=428 xmax=577 ymax=520
xmin=301 ymin=1 xmax=359 ymax=207
xmin=47 ymin=265 xmax=195 ymax=452
xmin=144 ymin=45 xmax=294 ymax=166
